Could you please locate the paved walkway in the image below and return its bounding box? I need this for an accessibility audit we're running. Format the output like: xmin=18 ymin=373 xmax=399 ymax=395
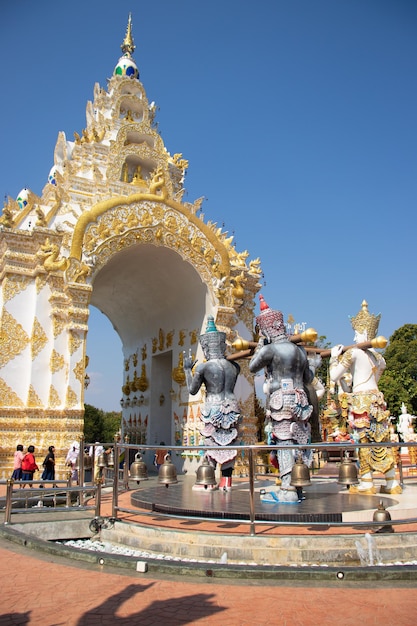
xmin=1 ymin=535 xmax=417 ymax=626
xmin=1 ymin=475 xmax=417 ymax=625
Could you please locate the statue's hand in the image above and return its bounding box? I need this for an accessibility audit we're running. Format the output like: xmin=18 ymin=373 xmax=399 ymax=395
xmin=183 ymin=350 xmax=197 ymax=371
xmin=331 ymin=344 xmax=344 ymax=359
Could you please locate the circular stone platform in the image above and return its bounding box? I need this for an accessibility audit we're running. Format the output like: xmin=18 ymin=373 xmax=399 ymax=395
xmin=130 ymin=475 xmax=398 ymax=524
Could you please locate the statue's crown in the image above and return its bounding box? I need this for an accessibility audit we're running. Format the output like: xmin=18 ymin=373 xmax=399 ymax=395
xmin=199 ymin=316 xmax=226 ymax=358
xmin=349 ymin=300 xmax=381 ymax=340
xmin=256 ymin=295 xmax=287 ymax=339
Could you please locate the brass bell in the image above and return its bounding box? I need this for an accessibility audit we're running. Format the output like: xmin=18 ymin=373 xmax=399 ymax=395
xmin=97 ymin=452 xmax=108 ymax=468
xmin=129 ymin=452 xmax=148 ymax=481
xmin=158 ymin=454 xmax=178 ymax=487
xmin=195 ymin=455 xmax=216 ymax=488
xmin=373 ymin=501 xmax=394 ymax=533
xmin=107 ymin=449 xmax=115 ymax=468
xmin=338 ymin=452 xmax=359 ymax=485
xmin=290 ymin=456 xmax=311 ymax=487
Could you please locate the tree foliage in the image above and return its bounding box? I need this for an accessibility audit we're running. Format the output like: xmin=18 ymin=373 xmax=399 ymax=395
xmin=379 ymin=324 xmax=417 ymax=417
xmin=83 ymin=404 xmax=122 ymax=444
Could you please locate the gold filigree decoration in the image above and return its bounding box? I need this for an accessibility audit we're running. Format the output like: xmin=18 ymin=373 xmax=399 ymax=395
xmin=158 ymin=329 xmax=165 ymax=351
xmin=0 ymin=308 xmax=30 ymax=368
xmin=31 ymin=318 xmax=48 ymax=360
xmin=0 ymin=378 xmax=24 ymax=408
xmin=53 ymin=316 xmax=66 ymax=339
xmin=49 ymin=385 xmax=61 ymax=408
xmin=66 ymin=386 xmax=78 ymax=408
xmin=27 ymin=384 xmax=43 ymax=408
xmin=166 ymin=330 xmax=174 ymax=349
xmin=172 ymin=352 xmax=186 ymax=386
xmin=50 ymin=349 xmax=65 ymax=373
xmin=69 ymin=331 xmax=83 ymax=355
xmin=3 ymin=275 xmax=31 ymax=303
xmin=36 ymin=274 xmax=48 ymax=294
xmin=73 ymin=359 xmax=85 ymax=385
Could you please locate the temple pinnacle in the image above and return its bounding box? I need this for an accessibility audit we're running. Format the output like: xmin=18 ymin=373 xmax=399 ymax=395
xmin=121 ymin=13 xmax=135 ymax=57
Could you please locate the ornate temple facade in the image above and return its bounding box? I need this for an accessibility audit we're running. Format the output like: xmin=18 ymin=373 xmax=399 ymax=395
xmin=0 ymin=16 xmax=262 ymax=477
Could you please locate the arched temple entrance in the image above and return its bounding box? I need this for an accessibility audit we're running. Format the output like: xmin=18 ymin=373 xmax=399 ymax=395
xmin=0 ymin=17 xmax=262 ymax=477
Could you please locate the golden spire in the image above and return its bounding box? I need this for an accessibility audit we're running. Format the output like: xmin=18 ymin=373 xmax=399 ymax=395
xmin=121 ymin=13 xmax=135 ymax=57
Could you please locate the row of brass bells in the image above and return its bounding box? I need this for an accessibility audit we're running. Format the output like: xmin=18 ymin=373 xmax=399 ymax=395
xmin=290 ymin=456 xmax=311 ymax=487
xmin=338 ymin=452 xmax=359 ymax=485
xmin=195 ymin=455 xmax=216 ymax=488
xmin=130 ymin=453 xmax=148 ymax=481
xmin=158 ymin=454 xmax=178 ymax=487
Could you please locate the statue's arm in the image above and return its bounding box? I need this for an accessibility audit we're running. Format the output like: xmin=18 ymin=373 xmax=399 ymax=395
xmin=183 ymin=351 xmax=204 ymax=395
xmin=329 ymin=344 xmax=348 ymax=383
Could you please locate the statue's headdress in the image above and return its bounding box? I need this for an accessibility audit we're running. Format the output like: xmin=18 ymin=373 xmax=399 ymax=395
xmin=255 ymin=295 xmax=287 ymax=340
xmin=349 ymin=300 xmax=381 ymax=340
xmin=199 ymin=316 xmax=226 ymax=358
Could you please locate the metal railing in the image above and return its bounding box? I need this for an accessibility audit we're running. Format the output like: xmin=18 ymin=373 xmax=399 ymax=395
xmin=108 ymin=440 xmax=417 ymax=536
xmin=2 ymin=479 xmax=101 ymax=525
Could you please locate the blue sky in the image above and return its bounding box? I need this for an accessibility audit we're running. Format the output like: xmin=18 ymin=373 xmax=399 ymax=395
xmin=1 ymin=1 xmax=416 ymax=411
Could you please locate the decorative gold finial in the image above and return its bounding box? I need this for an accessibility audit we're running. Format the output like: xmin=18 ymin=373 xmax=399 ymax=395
xmin=121 ymin=13 xmax=135 ymax=57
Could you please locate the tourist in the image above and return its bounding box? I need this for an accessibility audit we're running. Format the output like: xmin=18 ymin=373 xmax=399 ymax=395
xmin=249 ymin=295 xmax=314 ymax=503
xmin=41 ymin=446 xmax=56 ymax=482
xmin=153 ymin=443 xmax=168 ymax=470
xmin=184 ymin=315 xmax=241 ymax=491
xmin=329 ymin=300 xmax=402 ymax=495
xmin=66 ymin=442 xmax=80 ymax=484
xmin=11 ymin=444 xmax=24 ymax=484
xmin=21 ymin=445 xmax=39 ymax=487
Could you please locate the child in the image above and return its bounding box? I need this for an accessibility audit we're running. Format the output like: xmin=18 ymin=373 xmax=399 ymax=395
xmin=11 ymin=444 xmax=24 ymax=483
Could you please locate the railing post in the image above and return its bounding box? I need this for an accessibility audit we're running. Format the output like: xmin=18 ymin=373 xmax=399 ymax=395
xmin=4 ymin=479 xmax=13 ymax=524
xmin=95 ymin=480 xmax=102 ymax=517
xmin=248 ymin=448 xmax=256 ymax=536
xmin=112 ymin=443 xmax=120 ymax=519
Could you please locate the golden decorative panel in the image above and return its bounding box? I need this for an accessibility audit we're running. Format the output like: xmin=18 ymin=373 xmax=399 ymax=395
xmin=0 ymin=308 xmax=30 ymax=368
xmin=2 ymin=275 xmax=31 ymax=302
xmin=35 ymin=273 xmax=49 ymax=294
xmin=48 ymin=384 xmax=61 ymax=408
xmin=73 ymin=358 xmax=85 ymax=385
xmin=0 ymin=378 xmax=24 ymax=408
xmin=27 ymin=384 xmax=43 ymax=408
xmin=31 ymin=317 xmax=48 ymax=360
xmin=50 ymin=349 xmax=65 ymax=373
xmin=52 ymin=316 xmax=66 ymax=339
xmin=69 ymin=331 xmax=83 ymax=355
xmin=66 ymin=386 xmax=78 ymax=408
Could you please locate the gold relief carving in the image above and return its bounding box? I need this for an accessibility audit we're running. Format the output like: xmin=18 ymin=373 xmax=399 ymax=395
xmin=136 ymin=364 xmax=149 ymax=392
xmin=3 ymin=275 xmax=31 ymax=302
xmin=52 ymin=316 xmax=66 ymax=338
xmin=50 ymin=349 xmax=65 ymax=373
xmin=27 ymin=384 xmax=43 ymax=408
xmin=178 ymin=330 xmax=186 ymax=346
xmin=140 ymin=209 xmax=153 ymax=226
xmin=124 ymin=357 xmax=130 ymax=371
xmin=172 ymin=352 xmax=186 ymax=386
xmin=166 ymin=330 xmax=174 ymax=349
xmin=158 ymin=329 xmax=165 ymax=351
xmin=37 ymin=238 xmax=69 ymax=272
xmin=189 ymin=330 xmax=198 ymax=345
xmin=36 ymin=274 xmax=48 ymax=294
xmin=69 ymin=331 xmax=82 ymax=355
xmin=73 ymin=359 xmax=85 ymax=385
xmin=49 ymin=385 xmax=61 ymax=408
xmin=122 ymin=376 xmax=131 ymax=396
xmin=66 ymin=386 xmax=78 ymax=408
xmin=141 ymin=344 xmax=147 ymax=360
xmin=132 ymin=352 xmax=138 ymax=367
xmin=152 ymin=337 xmax=157 ymax=353
xmin=31 ymin=318 xmax=48 ymax=360
xmin=152 ymin=205 xmax=164 ymax=221
xmin=0 ymin=378 xmax=24 ymax=408
xmin=0 ymin=308 xmax=30 ymax=368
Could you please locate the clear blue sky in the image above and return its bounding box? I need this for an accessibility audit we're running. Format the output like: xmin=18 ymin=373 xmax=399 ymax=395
xmin=1 ymin=1 xmax=416 ymax=411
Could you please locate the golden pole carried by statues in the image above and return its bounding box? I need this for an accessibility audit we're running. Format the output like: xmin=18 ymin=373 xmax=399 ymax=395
xmin=227 ymin=328 xmax=318 ymax=361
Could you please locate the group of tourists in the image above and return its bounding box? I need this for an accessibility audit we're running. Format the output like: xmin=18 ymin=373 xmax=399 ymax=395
xmin=11 ymin=442 xmax=82 ymax=487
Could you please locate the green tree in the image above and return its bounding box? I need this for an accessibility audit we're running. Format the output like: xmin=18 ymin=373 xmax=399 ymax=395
xmin=379 ymin=324 xmax=417 ymax=417
xmin=83 ymin=404 xmax=121 ymax=444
